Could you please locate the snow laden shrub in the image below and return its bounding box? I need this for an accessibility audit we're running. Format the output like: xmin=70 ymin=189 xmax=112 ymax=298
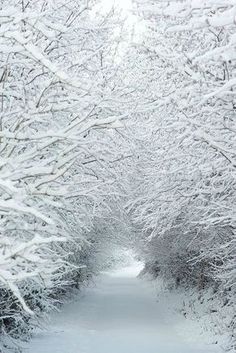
xmin=0 ymin=0 xmax=130 ymax=350
xmin=129 ymin=0 xmax=236 ymax=348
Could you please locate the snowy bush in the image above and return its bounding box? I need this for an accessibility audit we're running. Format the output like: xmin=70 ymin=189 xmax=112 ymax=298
xmin=0 ymin=0 xmax=132 ymax=350
xmin=128 ymin=0 xmax=236 ymax=349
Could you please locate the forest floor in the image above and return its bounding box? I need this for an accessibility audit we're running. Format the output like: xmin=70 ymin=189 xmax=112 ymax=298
xmin=26 ymin=262 xmax=223 ymax=353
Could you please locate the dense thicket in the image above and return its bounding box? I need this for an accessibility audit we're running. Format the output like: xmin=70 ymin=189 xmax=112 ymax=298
xmin=127 ymin=1 xmax=236 ymax=349
xmin=0 ymin=0 xmax=134 ymax=350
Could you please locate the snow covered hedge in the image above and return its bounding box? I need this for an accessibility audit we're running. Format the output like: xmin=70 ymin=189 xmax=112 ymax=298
xmin=0 ymin=0 xmax=131 ymax=350
xmin=128 ymin=0 xmax=236 ymax=350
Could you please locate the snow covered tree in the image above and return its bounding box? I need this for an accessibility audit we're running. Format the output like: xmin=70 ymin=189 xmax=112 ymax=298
xmin=126 ymin=1 xmax=236 ymax=348
xmin=0 ymin=0 xmax=134 ymax=349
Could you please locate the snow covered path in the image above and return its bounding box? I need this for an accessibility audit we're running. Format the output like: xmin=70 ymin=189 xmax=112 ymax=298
xmin=27 ymin=264 xmax=222 ymax=353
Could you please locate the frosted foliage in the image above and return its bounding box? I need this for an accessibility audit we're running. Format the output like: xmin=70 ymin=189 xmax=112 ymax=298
xmin=127 ymin=0 xmax=236 ymax=350
xmin=0 ymin=0 xmax=133 ymax=350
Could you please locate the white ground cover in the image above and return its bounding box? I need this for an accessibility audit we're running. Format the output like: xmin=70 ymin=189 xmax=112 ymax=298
xmin=26 ymin=262 xmax=225 ymax=353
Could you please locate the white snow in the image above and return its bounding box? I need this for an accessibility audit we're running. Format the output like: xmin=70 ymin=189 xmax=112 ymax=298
xmin=26 ymin=262 xmax=223 ymax=353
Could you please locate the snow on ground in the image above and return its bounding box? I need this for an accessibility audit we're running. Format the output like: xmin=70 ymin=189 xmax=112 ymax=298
xmin=26 ymin=261 xmax=223 ymax=353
